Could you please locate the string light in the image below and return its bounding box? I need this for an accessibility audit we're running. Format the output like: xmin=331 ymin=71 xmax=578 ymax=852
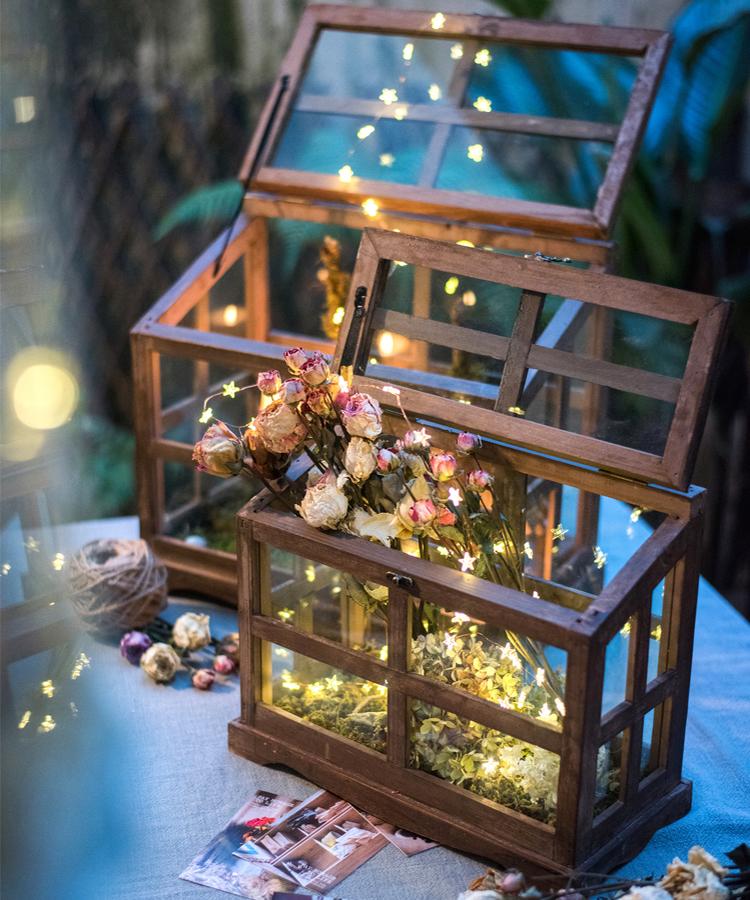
xmin=338 ymin=164 xmax=354 ymax=182
xmin=17 ymin=711 xmax=31 ymax=730
xmin=402 ymin=42 xmax=414 ymax=61
xmin=593 ymin=546 xmax=608 ymax=569
xmin=222 ymin=381 xmax=240 ymax=399
xmin=461 ymin=290 xmax=477 ymax=307
xmin=361 ymin=198 xmax=379 ymax=218
xmin=508 ymin=405 xmax=525 ymax=416
xmin=326 ymin=674 xmax=342 ymax=691
xmin=304 ymin=564 xmax=316 ymax=583
xmin=456 ymin=239 xmax=475 ymax=247
xmin=535 ymin=668 xmax=546 ymax=686
xmin=223 ymin=304 xmax=239 ymax=327
xmin=38 ymin=714 xmax=56 ymax=734
xmin=379 ymin=88 xmax=398 ymax=106
xmin=41 ymin=680 xmax=55 ymax=698
xmin=467 ymin=143 xmax=484 ymax=162
xmin=492 ymin=540 xmax=506 ymax=554
xmin=379 ymin=153 xmax=395 ymax=167
xmin=357 ymin=124 xmax=375 ymax=140
xmin=473 ymin=96 xmax=492 ymax=112
xmin=379 ymin=645 xmax=388 ymax=661
xmin=448 ymin=487 xmax=462 ymax=506
xmin=393 ymin=106 xmax=408 ymax=120
xmin=24 ymin=536 xmax=40 ymax=552
xmin=277 ymin=608 xmax=294 ymax=622
xmin=651 ymin=624 xmax=662 ymax=642
xmin=444 ymin=276 xmax=459 ymax=295
xmin=273 ymin=647 xmax=290 ymax=659
xmin=551 ymin=523 xmax=568 ymax=542
xmin=481 ymin=757 xmax=499 ymax=776
xmin=474 ymin=48 xmax=492 ymax=67
xmin=620 ymin=620 xmax=632 ymax=637
xmin=430 ymin=12 xmax=446 ymax=29
xmin=630 ymin=507 xmax=645 ymax=523
xmin=555 ymin=698 xmax=566 ymax=717
xmin=71 ymin=652 xmax=91 ymax=680
xmin=408 ymin=427 xmax=430 ymax=447
xmin=308 ymin=682 xmax=324 ymax=696
xmin=450 ymin=43 xmax=463 ymax=59
xmin=52 ymin=553 xmax=65 ymax=571
xmin=199 ymin=407 xmax=213 ymax=424
xmin=459 ymin=551 xmax=476 ymax=573
xmin=444 ymin=633 xmax=457 ymax=652
xmin=1 ymin=563 xmax=10 ymax=576
xmin=428 ymin=83 xmax=442 ymax=101
xmin=524 ymin=542 xmax=534 ymax=560
xmin=451 ymin=612 xmax=470 ymax=624
xmin=382 ymin=385 xmax=401 ymax=397
xmin=332 ymin=306 xmax=345 ymax=326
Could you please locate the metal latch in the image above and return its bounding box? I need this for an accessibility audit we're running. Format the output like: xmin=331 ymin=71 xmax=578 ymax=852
xmin=386 ymin=572 xmax=414 ymax=589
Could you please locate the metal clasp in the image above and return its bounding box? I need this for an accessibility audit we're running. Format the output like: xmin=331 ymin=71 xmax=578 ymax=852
xmin=386 ymin=571 xmax=414 ymax=589
xmin=523 ymin=250 xmax=572 ymax=264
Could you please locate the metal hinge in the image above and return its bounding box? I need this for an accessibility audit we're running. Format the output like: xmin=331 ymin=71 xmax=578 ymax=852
xmin=386 ymin=571 xmax=414 ymax=589
xmin=339 ymin=285 xmax=368 ymax=369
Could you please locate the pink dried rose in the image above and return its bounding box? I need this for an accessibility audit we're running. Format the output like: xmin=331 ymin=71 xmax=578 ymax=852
xmin=254 ymin=399 xmax=307 ymax=454
xmin=257 ymin=369 xmax=282 ymax=396
xmin=192 ymin=668 xmax=216 ymax=690
xmin=342 ymin=392 xmax=382 ymax=440
xmin=436 ymin=506 xmax=457 ymax=527
xmin=299 ymin=353 xmax=330 ymax=386
xmin=409 ymin=498 xmax=437 ymax=527
xmin=400 ymin=428 xmax=431 ymax=451
xmin=430 ymin=451 xmax=457 ymax=482
xmin=283 ymin=347 xmax=308 ymax=374
xmin=192 ymin=421 xmax=245 ymax=478
xmin=456 ymin=431 xmax=482 ymax=454
xmin=304 ymin=387 xmax=332 ymax=416
xmin=213 ymin=654 xmax=235 ymax=675
xmin=498 ymin=871 xmax=526 ymax=894
xmin=281 ymin=378 xmax=305 ymax=404
xmin=376 ymin=447 xmax=399 ymax=473
xmin=467 ymin=469 xmax=494 ymax=492
xmin=218 ymin=632 xmax=240 ymax=664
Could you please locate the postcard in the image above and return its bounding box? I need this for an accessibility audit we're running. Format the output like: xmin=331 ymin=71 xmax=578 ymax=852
xmin=180 ymin=789 xmax=302 ymax=899
xmin=361 ymin=814 xmax=437 ymax=857
xmin=234 ymin=789 xmax=388 ymax=893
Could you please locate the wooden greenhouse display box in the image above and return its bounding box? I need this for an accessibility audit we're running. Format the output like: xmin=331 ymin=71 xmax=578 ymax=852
xmin=230 ymin=230 xmax=729 ymax=873
xmin=131 ymin=5 xmax=670 ymax=600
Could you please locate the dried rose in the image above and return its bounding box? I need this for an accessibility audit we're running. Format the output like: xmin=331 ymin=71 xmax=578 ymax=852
xmin=345 ymin=437 xmax=377 ymax=483
xmin=296 ymin=470 xmax=349 ymax=530
xmin=467 ymin=469 xmax=494 ymax=492
xmin=299 ymin=353 xmax=330 ymax=386
xmin=192 ymin=668 xmax=216 ymax=690
xmin=257 ymin=370 xmax=282 ymax=396
xmin=140 ymin=642 xmax=181 ymax=683
xmin=456 ymin=431 xmax=482 ymax=454
xmin=172 ymin=612 xmax=211 ymax=650
xmin=436 ymin=506 xmax=457 ymax=526
xmin=213 ymin=654 xmax=235 ymax=675
xmin=622 ymin=888 xmax=672 ymax=900
xmin=409 ymin=498 xmax=437 ymax=527
xmin=281 ymin=378 xmax=305 ymax=404
xmin=192 ymin=421 xmax=244 ymax=478
xmin=430 ymin=451 xmax=457 ymax=482
xmin=498 ymin=871 xmax=526 ymax=894
xmin=305 ymin=387 xmax=332 ymax=416
xmin=376 ymin=447 xmax=399 ymax=473
xmin=218 ymin=632 xmax=240 ymax=664
xmin=283 ymin=347 xmax=308 ymax=374
xmin=254 ymin=399 xmax=307 ymax=454
xmin=342 ymin=392 xmax=382 ymax=440
xmin=120 ymin=630 xmax=152 ymax=665
xmin=399 ymin=451 xmax=428 ymax=477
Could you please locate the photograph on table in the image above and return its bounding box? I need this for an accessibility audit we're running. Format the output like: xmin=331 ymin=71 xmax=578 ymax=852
xmin=180 ymin=789 xmax=301 ymax=898
xmin=361 ymin=815 xmax=437 ymax=857
xmin=234 ymin=789 xmax=388 ymax=893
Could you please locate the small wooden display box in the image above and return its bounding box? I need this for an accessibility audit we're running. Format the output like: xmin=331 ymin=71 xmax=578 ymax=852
xmin=131 ymin=6 xmax=669 ymax=601
xmin=230 ymin=231 xmax=729 ymax=873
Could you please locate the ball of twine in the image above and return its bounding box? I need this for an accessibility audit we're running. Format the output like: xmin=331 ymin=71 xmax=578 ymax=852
xmin=68 ymin=538 xmax=168 ymax=635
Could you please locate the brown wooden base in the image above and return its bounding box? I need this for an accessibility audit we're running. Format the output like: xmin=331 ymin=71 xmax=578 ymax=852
xmin=228 ymin=718 xmax=691 ymax=876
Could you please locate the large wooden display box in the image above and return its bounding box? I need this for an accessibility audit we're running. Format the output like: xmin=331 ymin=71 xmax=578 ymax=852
xmin=131 ymin=6 xmax=669 ymax=601
xmin=229 ymin=231 xmax=729 ymax=873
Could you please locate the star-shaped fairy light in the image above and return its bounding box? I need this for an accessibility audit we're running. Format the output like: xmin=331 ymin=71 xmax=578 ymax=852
xmin=393 ymin=106 xmax=408 ymax=120
xmin=447 ymin=486 xmax=462 ymax=506
xmin=24 ymin=536 xmax=40 ymax=552
xmin=338 ymin=164 xmax=354 ymax=182
xmin=474 ymin=48 xmax=492 ymax=67
xmin=524 ymin=541 xmax=533 ymax=560
xmin=402 ymin=42 xmax=414 ymax=61
xmin=444 ymin=276 xmax=459 ymax=295
xmin=361 ymin=198 xmax=379 ymax=218
xmin=52 ymin=553 xmax=65 ymax=572
xmin=459 ymin=551 xmax=476 ymax=572
xmin=508 ymin=405 xmax=525 ymax=416
xmin=450 ymin=43 xmax=463 ymax=60
xmin=467 ymin=143 xmax=484 ymax=163
xmin=410 ymin=427 xmax=430 ymax=448
xmin=430 ymin=12 xmax=446 ymax=30
xmin=199 ymin=407 xmax=213 ymax=424
xmin=593 ymin=545 xmax=608 ymax=569
xmin=428 ymin=83 xmax=442 ymax=101
xmin=222 ymin=380 xmax=240 ymax=399
xmin=379 ymin=88 xmax=399 ymax=106
xmin=473 ymin=96 xmax=492 ymax=113
xmin=357 ymin=124 xmax=375 ymax=140
xmin=1 ymin=563 xmax=11 ymax=576
xmin=379 ymin=153 xmax=395 ymax=167
xmin=481 ymin=757 xmax=499 ymax=776
xmin=451 ymin=611 xmax=470 ymax=624
xmin=551 ymin=523 xmax=568 ymax=542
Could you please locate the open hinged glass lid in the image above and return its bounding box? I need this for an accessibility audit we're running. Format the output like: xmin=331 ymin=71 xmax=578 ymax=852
xmin=243 ymin=6 xmax=671 ymax=239
xmin=332 ymin=229 xmax=730 ymax=491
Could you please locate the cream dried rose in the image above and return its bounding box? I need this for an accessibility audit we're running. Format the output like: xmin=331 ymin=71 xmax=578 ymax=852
xmin=140 ymin=642 xmax=181 ymax=683
xmin=344 ymin=437 xmax=377 ymax=483
xmin=341 ymin=392 xmax=382 ymax=440
xmin=192 ymin=421 xmax=244 ymax=478
xmin=254 ymin=399 xmax=307 ymax=454
xmin=172 ymin=612 xmax=211 ymax=650
xmin=296 ymin=470 xmax=348 ymax=530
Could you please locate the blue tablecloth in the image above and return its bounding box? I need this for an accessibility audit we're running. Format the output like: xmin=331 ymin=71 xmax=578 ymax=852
xmin=2 ymin=504 xmax=748 ymax=899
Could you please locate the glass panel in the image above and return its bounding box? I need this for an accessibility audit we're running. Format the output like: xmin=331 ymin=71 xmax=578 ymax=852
xmin=602 ymin=617 xmax=633 ymax=713
xmin=410 ymin=700 xmax=559 ymax=824
xmin=436 ymin=129 xmax=612 ymax=207
xmin=409 ymin=598 xmax=567 ymax=727
xmin=266 ymin=641 xmax=387 ymax=752
xmin=648 ymin=577 xmax=666 ymax=683
xmin=162 ymin=460 xmax=257 ymax=552
xmin=640 ymin=703 xmax=667 ymax=779
xmin=594 ymin=730 xmax=623 ymax=817
xmin=167 ymin=256 xmax=247 ymax=333
xmin=464 ymin=45 xmax=638 ymax=123
xmin=264 ymin=547 xmax=387 ymax=658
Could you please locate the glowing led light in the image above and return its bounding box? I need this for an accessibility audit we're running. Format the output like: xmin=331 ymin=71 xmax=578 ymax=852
xmin=338 ymin=164 xmax=354 ymax=182
xmin=474 ymin=48 xmax=492 ymax=67
xmin=481 ymin=757 xmax=499 ymax=776
xmin=450 ymin=43 xmax=463 ymax=59
xmin=620 ymin=620 xmax=632 ymax=637
xmin=223 ymin=304 xmax=239 ymax=327
xmin=357 ymin=124 xmax=375 ymax=140
xmin=18 ymin=711 xmax=31 ymax=730
xmin=277 ymin=608 xmax=294 ymax=622
xmin=428 ymin=83 xmax=442 ymax=101
xmin=273 ymin=647 xmax=290 ymax=659
xmin=467 ymin=143 xmax=484 ymax=162
xmin=379 ymin=645 xmax=388 ymax=662
xmin=436 ymin=546 xmax=450 ymax=557
xmin=222 ymin=380 xmax=240 ymax=399
xmin=379 ymin=88 xmax=398 ymax=105
xmin=457 ymin=397 xmax=471 ymax=405
xmin=535 ymin=668 xmax=546 ymax=687
xmin=70 ymin=702 xmax=79 ymax=716
xmin=593 ymin=546 xmax=608 ymax=569
xmin=308 ymin=682 xmax=324 ymax=696
xmin=459 ymin=551 xmax=476 ymax=573
xmin=461 ymin=290 xmax=477 ymax=307
xmin=492 ymin=540 xmax=506 ymax=554
xmin=361 ymin=197 xmax=379 ymax=218
xmin=393 ymin=259 xmax=407 ymax=267
xmin=451 ymin=612 xmax=470 ymax=624
xmin=332 ymin=306 xmax=345 ymax=327
xmin=524 ymin=542 xmax=533 ymax=560
xmin=304 ymin=564 xmax=316 ymax=583
xmin=508 ymin=405 xmax=525 ymax=416
xmin=12 ymin=357 xmax=79 ymax=431
xmin=52 ymin=553 xmax=65 ymax=571
xmin=409 ymin=427 xmax=430 ymax=447
xmin=448 ymin=486 xmax=462 ymax=506
xmin=38 ymin=714 xmax=56 ymax=734
xmin=71 ymin=652 xmax=91 ymax=680
xmin=326 ymin=674 xmax=342 ymax=691
xmin=199 ymin=407 xmax=213 ymax=424
xmin=377 ymin=331 xmax=395 ymax=357
xmin=393 ymin=106 xmax=408 ymax=120
xmin=1 ymin=563 xmax=11 ymax=576
xmin=551 ymin=523 xmax=568 ymax=542
xmin=626 ymin=525 xmax=635 ymax=539
xmin=444 ymin=276 xmax=459 ymax=295
xmin=473 ymin=96 xmax=492 ymax=112
xmin=382 ymin=385 xmax=401 ymax=397
xmin=430 ymin=12 xmax=446 ymax=29
xmin=456 ymin=239 xmax=475 ymax=247
xmin=369 ymin=356 xmax=378 ymax=365
xmin=41 ymin=679 xmax=56 ymax=698
xmin=14 ymin=95 xmax=36 ymax=123
xmin=24 ymin=536 xmax=40 ymax=552
xmin=651 ymin=624 xmax=662 ymax=642
xmin=379 ymin=153 xmax=395 ymax=168
xmin=630 ymin=507 xmax=644 ymax=523
xmin=282 ymin=679 xmax=301 ymax=691
xmin=444 ymin=633 xmax=457 ymax=652
xmin=555 ymin=698 xmax=566 ymax=717
xmin=402 ymin=42 xmax=414 ymax=61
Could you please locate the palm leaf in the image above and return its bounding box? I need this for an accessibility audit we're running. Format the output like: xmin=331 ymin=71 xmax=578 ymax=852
xmin=154 ymin=180 xmax=243 ymax=239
